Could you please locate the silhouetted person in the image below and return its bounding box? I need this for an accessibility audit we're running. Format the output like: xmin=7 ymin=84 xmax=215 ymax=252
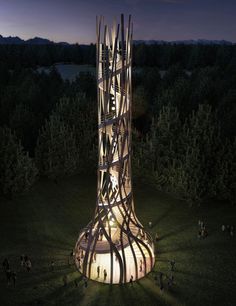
xmin=6 ymin=268 xmax=11 ymax=286
xmin=83 ymin=276 xmax=88 ymax=288
xmin=63 ymin=275 xmax=68 ymax=286
xmin=11 ymin=271 xmax=17 ymax=287
xmin=139 ymin=259 xmax=143 ymax=272
xmin=85 ymin=232 xmax=89 ymax=241
xmin=51 ymin=260 xmax=55 ymax=271
xmin=2 ymin=258 xmax=9 ymax=271
xmin=99 ymin=229 xmax=103 ymax=241
xmin=129 ymin=275 xmax=133 ymax=285
xmin=170 ymin=260 xmax=175 ymax=271
xmin=159 ymin=272 xmax=164 ymax=291
xmin=155 ymin=233 xmax=159 ymax=242
xmin=97 ymin=265 xmax=100 ymax=278
xmin=167 ymin=274 xmax=174 ymax=290
xmin=20 ymin=255 xmax=25 ymax=267
xmin=26 ymin=258 xmax=32 ymax=272
xmin=77 ymin=256 xmax=81 ymax=269
xmin=103 ymin=269 xmax=107 ymax=281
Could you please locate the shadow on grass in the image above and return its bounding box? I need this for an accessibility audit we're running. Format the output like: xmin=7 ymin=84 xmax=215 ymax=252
xmin=158 ymin=223 xmax=192 ymax=241
xmin=25 ymin=276 xmax=84 ymax=306
xmin=160 ymin=241 xmax=225 ymax=255
xmin=151 ymin=205 xmax=174 ymax=228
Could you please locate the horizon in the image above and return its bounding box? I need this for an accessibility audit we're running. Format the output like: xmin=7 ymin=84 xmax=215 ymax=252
xmin=0 ymin=33 xmax=235 ymax=45
xmin=0 ymin=0 xmax=236 ymax=44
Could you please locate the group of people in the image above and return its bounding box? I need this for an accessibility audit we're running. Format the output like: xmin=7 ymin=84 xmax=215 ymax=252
xmin=20 ymin=255 xmax=32 ymax=272
xmin=96 ymin=265 xmax=107 ymax=281
xmin=154 ymin=260 xmax=175 ymax=292
xmin=198 ymin=220 xmax=208 ymax=239
xmin=2 ymin=258 xmax=16 ymax=287
xmin=2 ymin=255 xmax=32 ymax=288
xmin=221 ymin=224 xmax=234 ymax=237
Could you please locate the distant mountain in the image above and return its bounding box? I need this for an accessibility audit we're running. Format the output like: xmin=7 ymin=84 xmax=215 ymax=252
xmin=0 ymin=35 xmax=234 ymax=46
xmin=0 ymin=35 xmax=70 ymax=45
xmin=133 ymin=39 xmax=234 ymax=45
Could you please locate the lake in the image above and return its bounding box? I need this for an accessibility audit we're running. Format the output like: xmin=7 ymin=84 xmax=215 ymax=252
xmin=38 ymin=64 xmax=96 ymax=81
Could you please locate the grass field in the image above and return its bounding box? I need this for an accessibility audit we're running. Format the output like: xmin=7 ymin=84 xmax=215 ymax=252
xmin=0 ymin=175 xmax=235 ymax=306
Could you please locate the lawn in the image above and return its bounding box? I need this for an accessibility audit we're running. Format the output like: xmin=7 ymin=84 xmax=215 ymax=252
xmin=0 ymin=175 xmax=235 ymax=306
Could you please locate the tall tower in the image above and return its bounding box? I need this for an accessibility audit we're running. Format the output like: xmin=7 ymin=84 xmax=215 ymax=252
xmin=74 ymin=14 xmax=155 ymax=284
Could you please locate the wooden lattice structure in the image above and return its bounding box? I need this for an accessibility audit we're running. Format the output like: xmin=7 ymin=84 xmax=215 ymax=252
xmin=74 ymin=14 xmax=155 ymax=284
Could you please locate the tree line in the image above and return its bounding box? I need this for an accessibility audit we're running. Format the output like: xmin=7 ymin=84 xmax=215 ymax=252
xmin=1 ymin=43 xmax=236 ymax=69
xmin=0 ymin=44 xmax=235 ymax=205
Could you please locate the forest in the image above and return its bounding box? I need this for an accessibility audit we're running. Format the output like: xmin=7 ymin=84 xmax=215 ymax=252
xmin=0 ymin=43 xmax=235 ymax=205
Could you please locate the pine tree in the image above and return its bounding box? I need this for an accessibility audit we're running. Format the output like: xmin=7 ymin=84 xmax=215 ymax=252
xmin=173 ymin=104 xmax=218 ymax=204
xmin=145 ymin=104 xmax=181 ymax=191
xmin=0 ymin=127 xmax=38 ymax=196
xmin=53 ymin=95 xmax=97 ymax=173
xmin=35 ymin=115 xmax=78 ymax=180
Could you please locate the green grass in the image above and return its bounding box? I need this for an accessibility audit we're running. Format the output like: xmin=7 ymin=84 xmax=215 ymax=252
xmin=0 ymin=175 xmax=235 ymax=306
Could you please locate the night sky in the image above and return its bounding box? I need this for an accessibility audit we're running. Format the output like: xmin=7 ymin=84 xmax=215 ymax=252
xmin=0 ymin=0 xmax=235 ymax=44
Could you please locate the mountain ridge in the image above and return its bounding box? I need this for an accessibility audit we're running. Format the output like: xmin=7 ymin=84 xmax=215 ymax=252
xmin=0 ymin=35 xmax=234 ymax=45
xmin=0 ymin=35 xmax=70 ymax=45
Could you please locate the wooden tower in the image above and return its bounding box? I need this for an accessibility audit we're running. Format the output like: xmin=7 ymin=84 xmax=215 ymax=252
xmin=74 ymin=14 xmax=155 ymax=284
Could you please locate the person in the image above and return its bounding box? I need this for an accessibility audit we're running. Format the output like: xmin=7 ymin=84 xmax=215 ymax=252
xmin=129 ymin=275 xmax=133 ymax=285
xmin=11 ymin=271 xmax=17 ymax=287
xmin=103 ymin=269 xmax=107 ymax=281
xmin=167 ymin=274 xmax=174 ymax=290
xmin=99 ymin=229 xmax=103 ymax=241
xmin=159 ymin=272 xmax=164 ymax=291
xmin=139 ymin=259 xmax=143 ymax=272
xmin=221 ymin=224 xmax=225 ymax=232
xmin=83 ymin=276 xmax=88 ymax=288
xmin=20 ymin=255 xmax=25 ymax=267
xmin=154 ymin=273 xmax=158 ymax=286
xmin=51 ymin=260 xmax=55 ymax=271
xmin=63 ymin=275 xmax=68 ymax=287
xmin=77 ymin=256 xmax=81 ymax=269
xmin=170 ymin=260 xmax=175 ymax=271
xmin=97 ymin=265 xmax=100 ymax=278
xmin=2 ymin=258 xmax=10 ymax=271
xmin=201 ymin=228 xmax=205 ymax=238
xmin=26 ymin=258 xmax=32 ymax=272
xmin=155 ymin=233 xmax=159 ymax=242
xmin=6 ymin=268 xmax=11 ymax=286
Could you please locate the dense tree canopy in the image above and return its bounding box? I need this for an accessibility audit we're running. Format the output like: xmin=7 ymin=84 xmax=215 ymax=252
xmin=0 ymin=43 xmax=235 ymax=204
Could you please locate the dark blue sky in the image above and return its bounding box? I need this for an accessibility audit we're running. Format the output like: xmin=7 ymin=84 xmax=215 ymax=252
xmin=0 ymin=0 xmax=235 ymax=43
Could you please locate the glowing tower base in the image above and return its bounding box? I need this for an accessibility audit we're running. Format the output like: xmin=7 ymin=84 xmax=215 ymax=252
xmin=74 ymin=14 xmax=155 ymax=284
